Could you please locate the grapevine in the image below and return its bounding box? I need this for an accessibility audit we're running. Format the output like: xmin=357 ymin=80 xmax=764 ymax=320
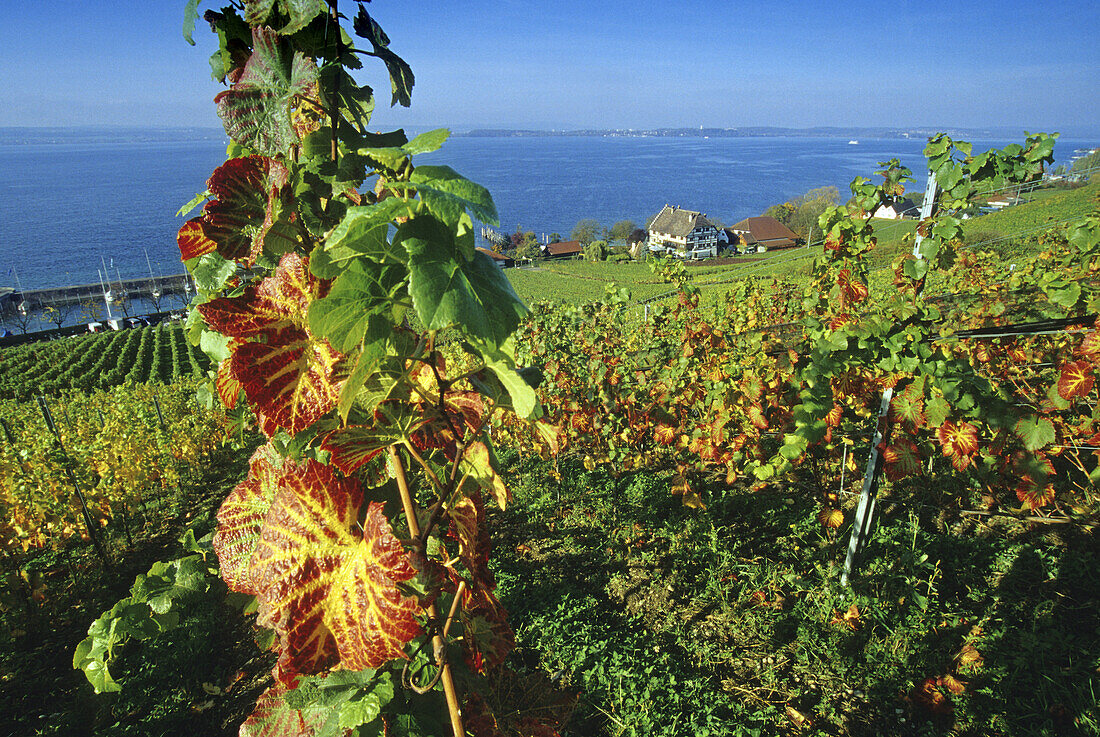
xmin=155 ymin=2 xmax=561 ymax=734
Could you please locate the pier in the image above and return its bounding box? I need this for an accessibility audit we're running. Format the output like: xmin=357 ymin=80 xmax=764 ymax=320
xmin=0 ymin=274 xmax=193 ymax=312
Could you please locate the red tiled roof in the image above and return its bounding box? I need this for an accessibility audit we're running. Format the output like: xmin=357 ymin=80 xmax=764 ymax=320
xmin=545 ymin=240 xmax=582 ymax=256
xmin=730 ymin=216 xmax=800 ymax=243
xmin=477 ymin=247 xmax=512 ymax=261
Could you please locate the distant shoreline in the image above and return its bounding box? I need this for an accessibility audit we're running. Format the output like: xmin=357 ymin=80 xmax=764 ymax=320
xmin=452 ymin=126 xmax=1067 ymax=140
xmin=1 ymin=124 xmax=1092 ymax=143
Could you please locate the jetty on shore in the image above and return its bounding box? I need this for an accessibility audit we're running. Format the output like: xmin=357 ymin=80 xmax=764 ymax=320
xmin=0 ymin=274 xmax=193 ymax=313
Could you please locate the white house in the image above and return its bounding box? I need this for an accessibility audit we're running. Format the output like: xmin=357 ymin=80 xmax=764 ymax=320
xmin=870 ymin=197 xmax=920 ymax=220
xmin=646 ymin=205 xmax=718 ymax=259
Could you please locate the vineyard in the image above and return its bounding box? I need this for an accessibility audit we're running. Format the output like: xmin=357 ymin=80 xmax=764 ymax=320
xmin=0 ymin=380 xmax=228 ymax=557
xmin=0 ymin=322 xmax=211 ymax=399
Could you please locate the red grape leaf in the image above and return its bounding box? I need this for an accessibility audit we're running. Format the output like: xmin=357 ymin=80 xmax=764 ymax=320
xmin=460 ymin=587 xmax=514 ymax=676
xmin=883 ymin=439 xmax=923 ymax=480
xmin=216 ymin=357 xmax=242 ymax=410
xmin=214 ymin=26 xmax=321 ymax=158
xmin=654 ymin=424 xmax=677 ymax=445
xmin=199 ymin=253 xmax=343 ymax=436
xmin=1016 ymin=477 xmax=1056 ymax=510
xmin=199 ymin=251 xmax=317 ymax=340
xmin=1057 ymin=360 xmax=1095 ymax=401
xmin=447 ymin=488 xmax=493 ymax=591
xmin=201 ymin=155 xmax=294 ymax=265
xmin=233 ymin=329 xmax=343 ymax=436
xmin=240 ymin=683 xmax=326 ymax=737
xmin=1076 ymin=330 xmax=1100 ymax=358
xmin=320 ymin=424 xmax=393 ymax=475
xmin=213 ymin=443 xmax=285 ymax=595
xmin=177 ymin=217 xmax=217 ymax=261
xmin=936 ymin=421 xmax=979 ymax=471
xmin=892 ymin=387 xmax=925 ymax=429
xmin=249 ymin=460 xmax=421 ymax=684
xmin=818 ymin=508 xmax=844 ymax=529
xmin=911 ymin=676 xmax=953 ymax=718
xmin=836 ymin=268 xmax=869 ymax=306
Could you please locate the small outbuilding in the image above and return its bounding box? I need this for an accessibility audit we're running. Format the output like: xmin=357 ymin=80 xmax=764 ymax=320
xmin=541 ymin=240 xmax=583 ymax=259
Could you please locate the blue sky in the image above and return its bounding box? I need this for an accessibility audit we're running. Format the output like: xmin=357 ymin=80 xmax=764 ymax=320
xmin=1 ymin=1 xmax=1096 ymax=134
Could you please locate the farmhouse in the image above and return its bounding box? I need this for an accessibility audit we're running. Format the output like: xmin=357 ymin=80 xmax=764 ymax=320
xmin=646 ymin=205 xmax=719 ymax=259
xmin=727 ymin=216 xmax=801 ymax=252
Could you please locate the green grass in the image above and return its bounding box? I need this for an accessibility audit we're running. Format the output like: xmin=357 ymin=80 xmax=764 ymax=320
xmin=964 ymin=178 xmax=1099 ymax=241
xmin=491 ymin=452 xmax=1100 ymax=736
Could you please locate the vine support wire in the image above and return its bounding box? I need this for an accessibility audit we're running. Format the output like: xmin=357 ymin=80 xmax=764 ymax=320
xmin=36 ymin=395 xmax=110 ymax=566
xmin=841 ymin=172 xmax=937 ymax=587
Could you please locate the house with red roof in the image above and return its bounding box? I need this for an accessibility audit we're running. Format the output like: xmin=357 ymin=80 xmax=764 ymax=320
xmin=726 ymin=216 xmax=801 ymax=252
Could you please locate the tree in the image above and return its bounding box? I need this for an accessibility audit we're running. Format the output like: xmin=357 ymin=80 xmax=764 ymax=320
xmin=584 ymin=239 xmax=609 ymax=262
xmin=79 ymin=300 xmax=103 ymax=323
xmin=514 ymin=238 xmax=541 ymax=261
xmin=763 ymin=186 xmax=839 ymax=238
xmin=627 ymin=227 xmax=647 ymax=245
xmin=547 ymin=232 xmax=562 ymax=243
xmin=608 ymin=220 xmax=638 ymax=242
xmin=42 ymin=301 xmax=77 ymax=330
xmin=9 ymin=301 xmax=33 ymax=334
xmin=571 ymin=218 xmax=603 ymax=245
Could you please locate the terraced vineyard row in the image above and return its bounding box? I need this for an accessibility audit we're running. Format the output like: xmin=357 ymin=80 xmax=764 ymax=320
xmin=0 ymin=323 xmax=210 ymax=399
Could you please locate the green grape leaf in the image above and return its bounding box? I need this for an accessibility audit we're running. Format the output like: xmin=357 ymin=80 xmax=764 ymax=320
xmin=1015 ymin=415 xmax=1055 ymax=452
xmin=187 ymin=251 xmax=236 ymax=292
xmin=307 ymin=259 xmax=402 ymax=353
xmin=352 ymin=6 xmax=414 ymax=107
xmin=403 ymin=128 xmax=449 ymax=156
xmin=183 ymin=0 xmax=203 ymax=45
xmin=315 ymin=199 xmax=412 ymax=278
xmin=409 ymin=165 xmax=499 ymax=228
xmin=177 ymin=189 xmax=210 ymax=217
xmin=397 ymin=215 xmax=527 ymax=349
xmin=338 ymin=673 xmax=395 ymax=729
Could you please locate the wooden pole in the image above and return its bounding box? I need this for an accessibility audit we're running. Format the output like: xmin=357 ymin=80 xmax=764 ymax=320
xmin=389 ymin=447 xmax=465 ymax=737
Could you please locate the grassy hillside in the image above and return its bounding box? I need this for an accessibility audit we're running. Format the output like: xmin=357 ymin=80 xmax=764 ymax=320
xmin=964 ymin=178 xmax=1098 ymax=240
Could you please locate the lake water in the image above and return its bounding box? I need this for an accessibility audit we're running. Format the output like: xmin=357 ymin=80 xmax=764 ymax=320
xmin=0 ymin=127 xmax=1092 ymax=292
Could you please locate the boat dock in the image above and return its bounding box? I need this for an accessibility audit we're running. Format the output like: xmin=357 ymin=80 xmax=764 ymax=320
xmin=0 ymin=274 xmax=193 ymax=311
